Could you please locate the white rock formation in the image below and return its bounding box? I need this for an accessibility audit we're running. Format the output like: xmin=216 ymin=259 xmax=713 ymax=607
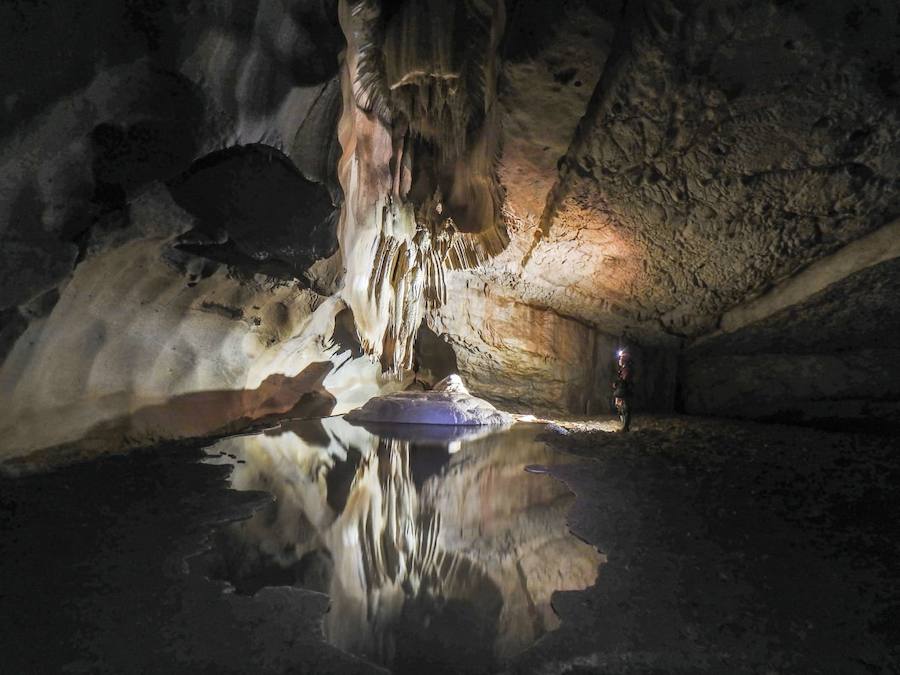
xmin=334 ymin=0 xmax=508 ymax=375
xmin=0 ymin=230 xmax=401 ymax=471
xmin=345 ymin=374 xmax=513 ymax=427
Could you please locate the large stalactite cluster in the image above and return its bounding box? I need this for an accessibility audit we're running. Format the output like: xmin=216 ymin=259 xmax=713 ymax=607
xmin=336 ymin=0 xmax=509 ymax=374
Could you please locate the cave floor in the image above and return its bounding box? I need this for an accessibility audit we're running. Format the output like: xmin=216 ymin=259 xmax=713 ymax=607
xmin=1 ymin=416 xmax=898 ymax=674
xmin=517 ymin=416 xmax=900 ymax=674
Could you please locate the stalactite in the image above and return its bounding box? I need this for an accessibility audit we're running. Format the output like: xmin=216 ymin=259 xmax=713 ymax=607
xmin=335 ymin=0 xmax=509 ymax=376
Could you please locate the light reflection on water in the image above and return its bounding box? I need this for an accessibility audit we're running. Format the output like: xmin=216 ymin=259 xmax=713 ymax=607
xmin=202 ymin=418 xmax=602 ymax=674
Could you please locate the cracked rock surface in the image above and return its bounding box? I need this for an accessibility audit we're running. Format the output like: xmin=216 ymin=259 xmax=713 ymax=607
xmin=495 ymin=0 xmax=900 ymax=338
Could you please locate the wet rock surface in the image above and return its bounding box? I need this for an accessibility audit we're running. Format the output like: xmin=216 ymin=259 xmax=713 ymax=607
xmin=0 ymin=441 xmax=380 ymax=674
xmin=515 ymin=416 xmax=900 ymax=674
xmin=3 ymin=416 xmax=896 ymax=673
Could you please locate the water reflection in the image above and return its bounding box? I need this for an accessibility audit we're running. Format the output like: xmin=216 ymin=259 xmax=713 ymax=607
xmin=202 ymin=418 xmax=602 ymax=674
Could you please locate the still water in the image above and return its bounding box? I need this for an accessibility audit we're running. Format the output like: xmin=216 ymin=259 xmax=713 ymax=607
xmin=202 ymin=417 xmax=603 ymax=674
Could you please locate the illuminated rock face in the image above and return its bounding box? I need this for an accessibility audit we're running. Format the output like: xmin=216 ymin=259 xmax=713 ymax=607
xmin=0 ymin=245 xmax=396 ymax=470
xmin=335 ymin=0 xmax=509 ymax=374
xmin=0 ymin=184 xmax=401 ymax=470
xmin=428 ymin=273 xmax=679 ymax=415
xmin=2 ymin=0 xmax=899 ymax=462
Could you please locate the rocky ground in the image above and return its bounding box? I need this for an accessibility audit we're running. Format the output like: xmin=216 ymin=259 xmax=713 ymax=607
xmin=513 ymin=416 xmax=900 ymax=674
xmin=1 ymin=416 xmax=897 ymax=673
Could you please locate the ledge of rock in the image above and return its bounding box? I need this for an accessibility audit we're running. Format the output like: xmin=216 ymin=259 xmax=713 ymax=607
xmin=345 ymin=375 xmax=514 ymax=427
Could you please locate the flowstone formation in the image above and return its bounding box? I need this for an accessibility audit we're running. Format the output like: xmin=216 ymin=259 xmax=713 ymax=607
xmin=336 ymin=0 xmax=509 ymax=374
xmin=346 ymin=374 xmax=514 ymax=427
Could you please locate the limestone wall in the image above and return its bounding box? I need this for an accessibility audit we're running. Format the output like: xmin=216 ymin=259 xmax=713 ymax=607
xmin=428 ymin=272 xmax=678 ymax=416
xmin=680 ymin=259 xmax=900 ymax=430
xmin=0 ymin=234 xmax=395 ymax=471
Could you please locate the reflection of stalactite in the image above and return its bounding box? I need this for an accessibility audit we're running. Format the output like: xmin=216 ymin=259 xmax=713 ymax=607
xmin=346 ymin=438 xmax=450 ymax=597
xmin=211 ymin=418 xmax=602 ymax=670
xmin=331 ymin=437 xmax=500 ymax=669
xmin=336 ymin=0 xmax=509 ymax=375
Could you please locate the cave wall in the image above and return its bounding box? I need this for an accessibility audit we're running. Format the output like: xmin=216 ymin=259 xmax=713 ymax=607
xmin=0 ymin=187 xmax=396 ymax=472
xmin=681 ymin=258 xmax=900 ymax=430
xmin=0 ymin=1 xmax=366 ymax=470
xmin=0 ymin=0 xmax=345 ymax=326
xmin=1 ymin=0 xmax=899 ymax=458
xmin=486 ymin=0 xmax=900 ymax=426
xmin=428 ymin=272 xmax=678 ymax=416
xmin=428 ymin=274 xmax=597 ymax=414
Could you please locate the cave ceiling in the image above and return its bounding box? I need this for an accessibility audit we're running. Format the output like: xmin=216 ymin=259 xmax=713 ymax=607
xmin=1 ymin=0 xmax=899 ymax=348
xmin=489 ymin=0 xmax=900 ymax=340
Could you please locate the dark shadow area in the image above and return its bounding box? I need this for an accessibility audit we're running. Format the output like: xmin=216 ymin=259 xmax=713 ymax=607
xmin=168 ymin=144 xmax=338 ymax=281
xmin=680 ymin=259 xmax=900 ymax=432
xmin=0 ymin=181 xmax=79 ymax=311
xmin=502 ymin=0 xmax=623 ymax=62
xmin=0 ymin=0 xmax=181 ymax=133
xmin=289 ymin=76 xmax=345 ymax=200
xmin=0 ymin=439 xmax=377 ymax=674
xmin=88 ymin=70 xmax=205 ymax=216
xmin=0 ymin=307 xmax=28 ymax=361
xmin=331 ymin=306 xmax=365 ymax=358
xmin=525 ymin=416 xmax=900 ymax=673
xmin=0 ymin=0 xmax=343 ymax=136
xmin=414 ymin=321 xmax=459 ymax=385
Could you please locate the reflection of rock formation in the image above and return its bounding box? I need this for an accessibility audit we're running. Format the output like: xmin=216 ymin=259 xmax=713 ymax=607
xmin=325 ymin=435 xmax=505 ymax=673
xmin=336 ymin=0 xmax=509 ymax=374
xmin=204 ymin=419 xmax=602 ymax=672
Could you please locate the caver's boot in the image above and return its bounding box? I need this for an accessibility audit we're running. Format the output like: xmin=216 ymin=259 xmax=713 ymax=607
xmin=619 ymin=401 xmax=631 ymax=432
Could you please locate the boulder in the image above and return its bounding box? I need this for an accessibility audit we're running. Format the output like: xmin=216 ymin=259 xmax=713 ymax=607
xmin=345 ymin=375 xmax=514 ymax=427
